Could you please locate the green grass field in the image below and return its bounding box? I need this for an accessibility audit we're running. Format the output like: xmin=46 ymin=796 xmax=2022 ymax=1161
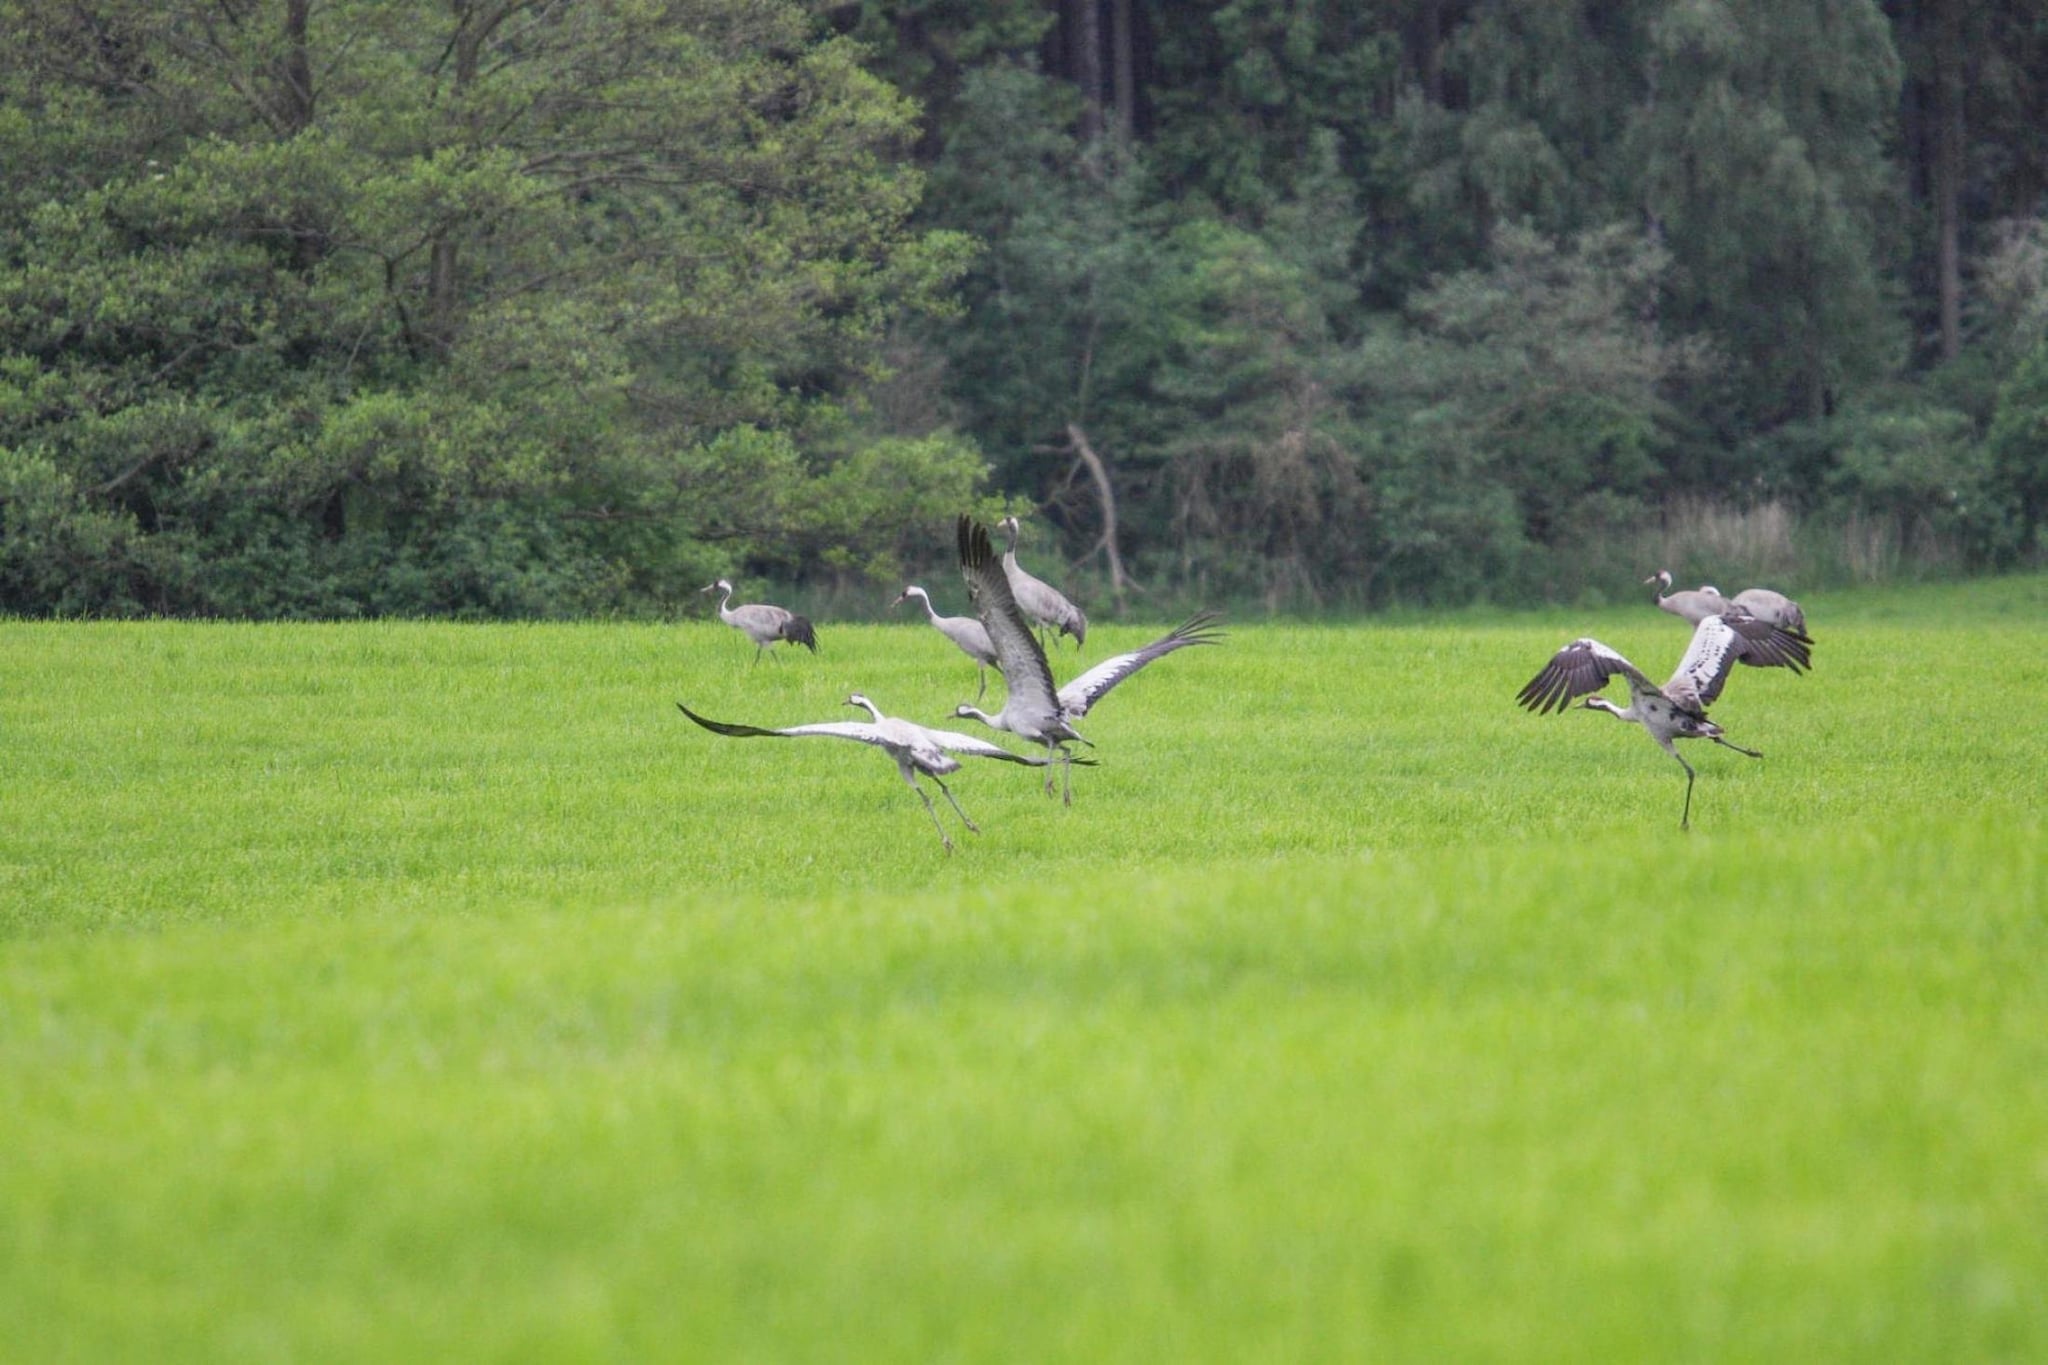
xmin=4 ymin=576 xmax=2046 ymax=1361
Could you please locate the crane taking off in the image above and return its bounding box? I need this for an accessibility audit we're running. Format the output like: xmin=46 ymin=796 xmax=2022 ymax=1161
xmin=1516 ymin=611 xmax=1811 ymax=829
xmin=677 ymin=693 xmax=1082 ymax=853
xmin=955 ymin=515 xmax=1221 ymax=804
xmin=703 ymin=578 xmax=817 ymax=664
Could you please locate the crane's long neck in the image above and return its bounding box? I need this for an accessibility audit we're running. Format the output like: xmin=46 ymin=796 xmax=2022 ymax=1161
xmin=1584 ymin=696 xmax=1636 ymax=724
xmin=956 ymin=704 xmax=1006 ymax=735
xmin=915 ymin=591 xmax=943 ymax=626
xmin=715 ymin=583 xmax=736 ymax=622
xmin=1001 ymin=521 xmax=1021 ymax=566
xmin=851 ymin=697 xmax=884 ymax=723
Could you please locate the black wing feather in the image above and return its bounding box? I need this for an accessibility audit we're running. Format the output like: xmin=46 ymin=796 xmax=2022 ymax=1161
xmin=677 ymin=703 xmax=791 ymax=739
xmin=1725 ymin=610 xmax=1810 ymax=674
xmin=958 ymin=516 xmax=1061 ymax=718
xmin=1516 ymin=639 xmax=1647 ymax=715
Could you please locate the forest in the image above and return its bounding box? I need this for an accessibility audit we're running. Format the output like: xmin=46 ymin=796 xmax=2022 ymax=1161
xmin=1 ymin=0 xmax=2044 ymax=618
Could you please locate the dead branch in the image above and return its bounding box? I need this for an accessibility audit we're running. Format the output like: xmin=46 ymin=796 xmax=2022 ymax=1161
xmin=1065 ymin=422 xmax=1140 ymax=604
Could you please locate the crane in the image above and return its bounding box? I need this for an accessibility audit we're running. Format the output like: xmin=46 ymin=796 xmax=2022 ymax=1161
xmin=998 ymin=515 xmax=1088 ymax=649
xmin=702 ymin=578 xmax=817 ymax=664
xmin=1728 ymin=585 xmax=1807 ymax=635
xmin=953 ymin=515 xmax=1222 ymax=804
xmin=892 ymin=584 xmax=1001 ymax=701
xmin=1516 ymin=612 xmax=1811 ymax=829
xmin=676 ymin=693 xmax=1082 ymax=854
xmin=1646 ymin=570 xmax=1811 ymax=640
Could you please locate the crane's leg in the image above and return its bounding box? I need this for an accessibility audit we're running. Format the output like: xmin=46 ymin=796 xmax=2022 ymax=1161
xmin=1711 ymin=735 xmax=1762 ymax=759
xmin=907 ymin=778 xmax=954 ymax=854
xmin=1674 ymin=752 xmax=1697 ymax=830
xmin=930 ymin=773 xmax=979 ymax=835
xmin=1059 ymin=746 xmax=1073 ymax=807
xmin=974 ymin=666 xmax=987 ymax=703
xmin=751 ymin=642 xmax=765 ymax=667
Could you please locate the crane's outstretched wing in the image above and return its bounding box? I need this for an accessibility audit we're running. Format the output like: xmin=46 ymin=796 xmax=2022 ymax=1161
xmin=958 ymin=516 xmax=1062 ymax=721
xmin=1722 ymin=607 xmax=1810 ymax=674
xmin=1668 ymin=612 xmax=1810 ymax=707
xmin=677 ymin=704 xmax=879 ymax=747
xmin=920 ymin=726 xmax=1096 ymax=767
xmin=1515 ymin=638 xmax=1654 ymax=715
xmin=1056 ymin=612 xmax=1225 ymax=718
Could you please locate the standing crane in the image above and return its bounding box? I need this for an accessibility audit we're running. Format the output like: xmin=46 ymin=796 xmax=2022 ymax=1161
xmin=1729 ymin=585 xmax=1806 ymax=635
xmin=1646 ymin=570 xmax=1810 ymax=640
xmin=702 ymin=578 xmax=817 ymax=664
xmin=1516 ymin=612 xmax=1812 ymax=829
xmin=677 ymin=693 xmax=1081 ymax=854
xmin=892 ymin=584 xmax=1001 ymax=701
xmin=998 ymin=515 xmax=1088 ymax=649
xmin=953 ymin=515 xmax=1221 ymax=804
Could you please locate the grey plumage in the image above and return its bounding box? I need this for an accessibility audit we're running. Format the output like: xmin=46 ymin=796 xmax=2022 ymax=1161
xmin=1645 ymin=571 xmax=1733 ymax=624
xmin=953 ymin=515 xmax=1221 ymax=804
xmin=893 ymin=584 xmax=1000 ymax=701
xmin=1047 ymin=612 xmax=1225 ymax=718
xmin=1646 ymin=570 xmax=1812 ymax=650
xmin=998 ymin=515 xmax=1087 ymax=649
xmin=677 ymin=692 xmax=1079 ymax=853
xmin=703 ymin=578 xmax=817 ymax=664
xmin=1729 ymin=586 xmax=1807 ymax=635
xmin=1517 ymin=612 xmax=1810 ymax=829
xmin=1638 ymin=568 xmax=1818 ymax=671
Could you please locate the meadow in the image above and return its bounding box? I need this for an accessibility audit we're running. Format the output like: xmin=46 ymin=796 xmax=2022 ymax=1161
xmin=3 ymin=576 xmax=2045 ymax=1361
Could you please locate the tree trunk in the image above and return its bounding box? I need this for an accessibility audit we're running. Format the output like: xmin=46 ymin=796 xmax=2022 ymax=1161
xmin=1110 ymin=0 xmax=1135 ymax=144
xmin=1068 ymin=0 xmax=1104 ymax=142
xmin=428 ymin=10 xmax=486 ymax=351
xmin=1066 ymin=422 xmax=1135 ymax=606
xmin=279 ymin=0 xmax=313 ymax=134
xmin=1933 ymin=0 xmax=1966 ymax=363
xmin=1420 ymin=0 xmax=1445 ymax=105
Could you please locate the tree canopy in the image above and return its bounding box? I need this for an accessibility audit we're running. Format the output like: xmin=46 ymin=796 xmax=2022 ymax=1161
xmin=3 ymin=0 xmax=2045 ymax=616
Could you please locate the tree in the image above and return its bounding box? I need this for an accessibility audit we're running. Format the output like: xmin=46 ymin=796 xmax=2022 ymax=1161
xmin=0 ymin=0 xmax=974 ymax=615
xmin=1347 ymin=222 xmax=1697 ymax=601
xmin=1389 ymin=0 xmax=1903 ymax=441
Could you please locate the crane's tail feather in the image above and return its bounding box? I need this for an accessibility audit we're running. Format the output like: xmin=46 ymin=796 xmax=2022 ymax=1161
xmin=782 ymin=615 xmax=818 ymax=652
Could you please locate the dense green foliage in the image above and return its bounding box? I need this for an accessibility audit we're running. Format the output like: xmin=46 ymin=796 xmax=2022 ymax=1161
xmin=3 ymin=1 xmax=2047 ymax=615
xmin=4 ymin=577 xmax=2046 ymax=1358
xmin=0 ymin=0 xmax=979 ymax=615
